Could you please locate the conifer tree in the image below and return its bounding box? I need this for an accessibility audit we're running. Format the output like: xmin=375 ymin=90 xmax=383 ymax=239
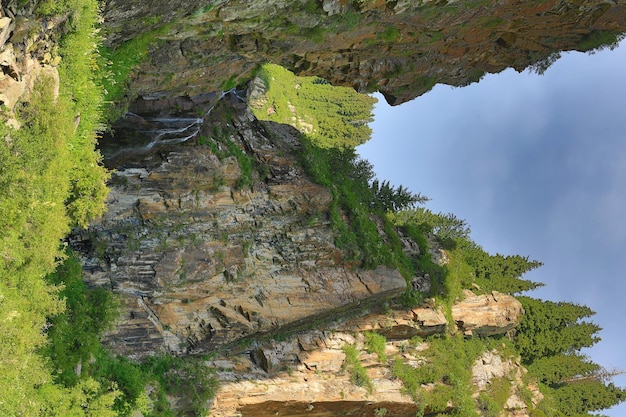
xmin=515 ymin=297 xmax=601 ymax=363
xmin=553 ymin=380 xmax=626 ymax=416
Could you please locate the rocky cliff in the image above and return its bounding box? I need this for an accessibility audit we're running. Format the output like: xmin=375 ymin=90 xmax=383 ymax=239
xmin=70 ymin=91 xmax=532 ymax=415
xmin=208 ymin=338 xmax=541 ymax=417
xmin=207 ymin=303 xmax=535 ymax=417
xmin=74 ymin=94 xmax=409 ymax=359
xmin=101 ymin=0 xmax=626 ymax=106
xmin=3 ymin=1 xmax=625 ymax=416
xmin=28 ymin=0 xmax=626 ymax=414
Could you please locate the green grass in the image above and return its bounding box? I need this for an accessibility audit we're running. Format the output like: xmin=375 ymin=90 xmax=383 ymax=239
xmin=252 ymin=63 xmax=377 ymax=149
xmin=379 ymin=25 xmax=401 ymax=42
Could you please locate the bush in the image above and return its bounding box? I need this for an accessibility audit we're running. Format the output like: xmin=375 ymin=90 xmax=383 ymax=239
xmin=140 ymin=355 xmax=219 ymax=416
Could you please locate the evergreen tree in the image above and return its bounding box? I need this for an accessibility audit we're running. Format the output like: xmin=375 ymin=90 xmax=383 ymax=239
xmin=463 ymin=248 xmax=544 ymax=294
xmin=370 ymin=180 xmax=428 ymax=212
xmin=515 ymin=297 xmax=601 ymax=363
xmin=388 ymin=208 xmax=470 ymax=241
xmin=528 ymin=354 xmax=601 ymax=386
xmin=553 ymin=380 xmax=626 ymax=416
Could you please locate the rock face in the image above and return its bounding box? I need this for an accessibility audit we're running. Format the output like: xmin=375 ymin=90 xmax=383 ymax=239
xmin=101 ymin=0 xmax=626 ymax=106
xmin=74 ymin=96 xmax=407 ymax=359
xmin=332 ymin=291 xmax=523 ymax=340
xmin=75 ymin=91 xmax=525 ymax=360
xmin=210 ymin=331 xmax=418 ymax=417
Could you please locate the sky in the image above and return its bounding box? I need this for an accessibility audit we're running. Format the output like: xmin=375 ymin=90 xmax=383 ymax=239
xmin=358 ymin=41 xmax=626 ymax=415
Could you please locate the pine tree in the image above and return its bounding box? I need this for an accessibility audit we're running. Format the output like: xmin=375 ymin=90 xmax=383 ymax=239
xmin=515 ymin=297 xmax=601 ymax=363
xmin=463 ymin=249 xmax=544 ymax=294
xmin=553 ymin=380 xmax=626 ymax=416
xmin=528 ymin=354 xmax=601 ymax=386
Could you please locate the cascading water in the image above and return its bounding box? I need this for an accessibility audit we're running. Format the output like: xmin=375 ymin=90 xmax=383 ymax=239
xmin=100 ymin=88 xmax=245 ymax=166
xmin=129 ymin=115 xmax=203 ymax=149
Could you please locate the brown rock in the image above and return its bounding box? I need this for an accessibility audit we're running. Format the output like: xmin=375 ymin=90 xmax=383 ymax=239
xmin=452 ymin=290 xmax=524 ymax=336
xmin=0 ymin=16 xmax=13 ymax=50
xmin=101 ymin=0 xmax=626 ymax=106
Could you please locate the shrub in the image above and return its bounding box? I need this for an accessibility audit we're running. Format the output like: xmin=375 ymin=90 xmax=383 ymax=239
xmin=364 ymin=331 xmax=388 ymax=362
xmin=342 ymin=345 xmax=374 ymax=393
xmin=379 ymin=25 xmax=401 ymax=42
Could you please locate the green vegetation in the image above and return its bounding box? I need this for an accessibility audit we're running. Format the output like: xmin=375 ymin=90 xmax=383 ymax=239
xmin=393 ymin=335 xmax=484 ymax=416
xmin=197 ymin=124 xmax=257 ymax=190
xmin=100 ymin=25 xmax=171 ymax=120
xmin=342 ymin=344 xmax=374 ymax=393
xmin=379 ymin=25 xmax=401 ymax=42
xmin=299 ymin=136 xmax=424 ymax=272
xmin=515 ymin=297 xmax=600 ymax=363
xmin=577 ymin=30 xmax=626 ymax=53
xmin=0 ymin=2 xmax=220 ymax=415
xmin=388 ymin=206 xmax=626 ymax=416
xmin=43 ymin=253 xmax=119 ymax=387
xmin=3 ymin=2 xmax=626 ymax=416
xmin=477 ymin=377 xmax=511 ymax=417
xmin=141 ymin=355 xmax=219 ymax=417
xmin=251 ymin=63 xmax=377 ymax=148
xmin=0 ymin=0 xmax=110 ymax=414
xmin=364 ymin=331 xmax=387 ymax=362
xmin=42 ymin=253 xmax=217 ymax=417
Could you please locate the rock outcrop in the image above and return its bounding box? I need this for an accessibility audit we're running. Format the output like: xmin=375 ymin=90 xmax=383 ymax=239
xmin=453 ymin=290 xmax=524 ymax=336
xmin=0 ymin=2 xmax=64 ymax=125
xmin=73 ymin=96 xmax=407 ymax=359
xmin=208 ymin=317 xmax=538 ymax=417
xmin=210 ymin=331 xmax=418 ymax=417
xmin=100 ymin=0 xmax=626 ymax=106
xmin=332 ymin=290 xmax=523 ymax=339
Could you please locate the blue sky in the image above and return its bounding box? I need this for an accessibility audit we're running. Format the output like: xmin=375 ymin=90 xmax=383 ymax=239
xmin=359 ymin=41 xmax=626 ymax=415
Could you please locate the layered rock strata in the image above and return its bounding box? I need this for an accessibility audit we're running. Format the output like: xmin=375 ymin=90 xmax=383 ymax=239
xmin=73 ymin=97 xmax=407 ymax=359
xmin=337 ymin=290 xmax=524 ymax=340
